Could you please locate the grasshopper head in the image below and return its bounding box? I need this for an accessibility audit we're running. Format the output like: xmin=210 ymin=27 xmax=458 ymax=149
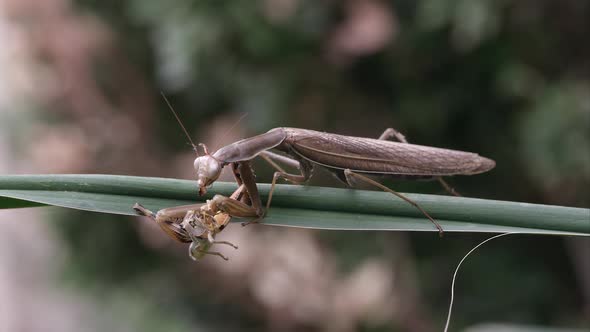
xmin=194 ymin=155 xmax=222 ymax=195
xmin=188 ymin=239 xmax=212 ymax=261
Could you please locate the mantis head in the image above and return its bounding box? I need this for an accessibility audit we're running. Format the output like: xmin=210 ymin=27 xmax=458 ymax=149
xmin=194 ymin=154 xmax=222 ymax=195
xmin=160 ymin=94 xmax=226 ymax=196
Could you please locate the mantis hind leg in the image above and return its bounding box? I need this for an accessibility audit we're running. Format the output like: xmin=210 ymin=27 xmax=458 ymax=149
xmin=378 ymin=128 xmax=408 ymax=142
xmin=343 ymin=169 xmax=444 ymax=236
xmin=378 ymin=128 xmax=462 ymax=197
xmin=437 ymin=177 xmax=462 ymax=197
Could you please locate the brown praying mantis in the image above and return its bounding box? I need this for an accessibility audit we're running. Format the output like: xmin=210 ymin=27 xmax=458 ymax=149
xmin=134 ymin=97 xmax=495 ymax=259
xmin=192 ymin=127 xmax=495 ymax=236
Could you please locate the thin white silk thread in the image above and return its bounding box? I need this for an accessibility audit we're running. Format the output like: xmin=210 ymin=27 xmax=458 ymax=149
xmin=443 ymin=232 xmax=517 ymax=332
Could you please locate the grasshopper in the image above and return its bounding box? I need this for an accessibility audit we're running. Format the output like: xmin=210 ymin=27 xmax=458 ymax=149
xmin=133 ymin=173 xmax=259 ymax=260
xmin=192 ymin=127 xmax=496 ymax=235
xmin=133 ymin=201 xmax=236 ymax=260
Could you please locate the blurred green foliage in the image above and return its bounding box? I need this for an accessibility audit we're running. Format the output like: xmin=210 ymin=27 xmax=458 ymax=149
xmin=54 ymin=0 xmax=590 ymax=331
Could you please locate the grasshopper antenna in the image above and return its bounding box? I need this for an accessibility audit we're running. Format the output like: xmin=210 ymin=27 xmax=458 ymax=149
xmin=160 ymin=91 xmax=199 ymax=156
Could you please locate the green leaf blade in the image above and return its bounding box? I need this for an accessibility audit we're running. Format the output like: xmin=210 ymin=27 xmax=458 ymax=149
xmin=0 ymin=174 xmax=588 ymax=235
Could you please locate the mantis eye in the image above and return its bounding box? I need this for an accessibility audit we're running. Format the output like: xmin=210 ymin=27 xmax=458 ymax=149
xmin=195 ymin=156 xmax=222 ymax=195
xmin=205 ymin=159 xmax=221 ymax=178
xmin=193 ymin=157 xmax=202 ymax=172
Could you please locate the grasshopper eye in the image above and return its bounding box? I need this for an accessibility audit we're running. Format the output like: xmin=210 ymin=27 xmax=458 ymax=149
xmin=193 ymin=156 xmax=203 ymax=172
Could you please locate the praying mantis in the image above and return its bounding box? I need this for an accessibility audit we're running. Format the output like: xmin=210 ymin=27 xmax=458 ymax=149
xmin=193 ymin=127 xmax=495 ymax=235
xmin=134 ymin=96 xmax=495 ymax=259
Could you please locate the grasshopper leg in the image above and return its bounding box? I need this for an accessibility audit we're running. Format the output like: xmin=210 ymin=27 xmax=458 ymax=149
xmin=240 ymin=217 xmax=263 ymax=227
xmin=133 ymin=203 xmax=156 ymax=219
xmin=213 ymin=240 xmax=238 ymax=249
xmin=343 ymin=169 xmax=444 ymax=237
xmin=378 ymin=128 xmax=462 ymax=197
xmin=134 ymin=203 xmax=192 ymax=243
xmin=189 ymin=242 xmax=229 ymax=261
xmin=204 ymin=232 xmax=239 ymax=249
xmin=205 ymin=251 xmax=229 ymax=261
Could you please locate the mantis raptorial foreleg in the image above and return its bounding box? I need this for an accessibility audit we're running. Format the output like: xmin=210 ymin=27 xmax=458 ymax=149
xmin=207 ymin=192 xmax=261 ymax=228
xmin=378 ymin=128 xmax=461 ymax=197
xmin=233 ymin=161 xmax=265 ymax=217
xmin=208 ymin=194 xmax=259 ymax=217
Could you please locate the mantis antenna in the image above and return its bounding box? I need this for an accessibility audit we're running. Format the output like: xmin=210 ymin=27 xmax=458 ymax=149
xmin=160 ymin=91 xmax=199 ymax=155
xmin=211 ymin=112 xmax=249 ymax=152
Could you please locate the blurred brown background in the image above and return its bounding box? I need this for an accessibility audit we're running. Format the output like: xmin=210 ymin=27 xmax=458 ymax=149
xmin=0 ymin=0 xmax=588 ymax=331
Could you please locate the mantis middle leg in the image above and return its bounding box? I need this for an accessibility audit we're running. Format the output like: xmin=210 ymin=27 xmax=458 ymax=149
xmin=259 ymin=153 xmax=313 ymax=212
